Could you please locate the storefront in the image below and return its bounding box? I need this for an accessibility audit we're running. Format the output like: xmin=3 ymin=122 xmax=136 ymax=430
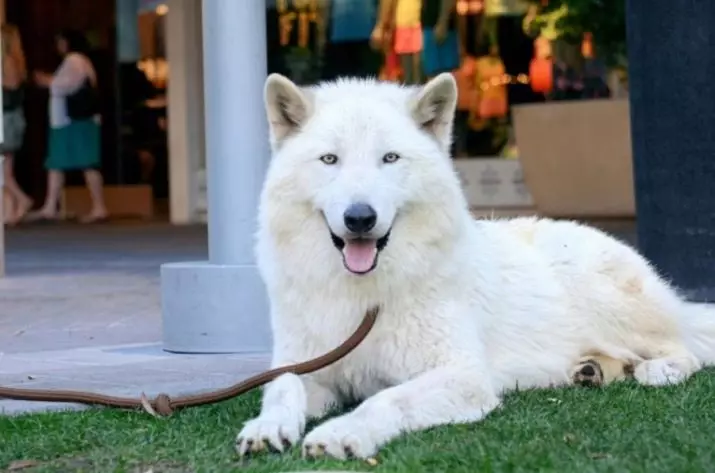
xmin=131 ymin=0 xmax=631 ymax=223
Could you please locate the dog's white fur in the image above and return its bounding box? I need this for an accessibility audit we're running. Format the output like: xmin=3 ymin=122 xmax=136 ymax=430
xmin=236 ymin=73 xmax=715 ymax=460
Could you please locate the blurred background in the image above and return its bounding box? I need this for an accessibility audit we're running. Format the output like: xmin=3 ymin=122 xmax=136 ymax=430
xmin=3 ymin=0 xmax=629 ymax=225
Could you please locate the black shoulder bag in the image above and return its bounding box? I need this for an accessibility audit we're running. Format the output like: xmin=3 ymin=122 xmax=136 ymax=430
xmin=66 ymin=75 xmax=99 ymax=120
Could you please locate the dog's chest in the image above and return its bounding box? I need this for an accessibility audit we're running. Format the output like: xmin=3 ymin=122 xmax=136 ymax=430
xmin=312 ymin=313 xmax=435 ymax=400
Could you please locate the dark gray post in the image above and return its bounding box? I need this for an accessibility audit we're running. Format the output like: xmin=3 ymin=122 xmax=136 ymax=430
xmin=627 ymin=0 xmax=715 ymax=301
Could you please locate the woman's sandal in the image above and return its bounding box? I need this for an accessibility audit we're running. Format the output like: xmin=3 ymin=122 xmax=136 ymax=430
xmin=22 ymin=211 xmax=62 ymax=225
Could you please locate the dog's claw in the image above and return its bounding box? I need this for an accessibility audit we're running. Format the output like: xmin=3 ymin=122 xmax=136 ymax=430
xmin=263 ymin=437 xmax=278 ymax=452
xmin=235 ymin=438 xmax=253 ymax=457
xmin=303 ymin=442 xmax=327 ymax=458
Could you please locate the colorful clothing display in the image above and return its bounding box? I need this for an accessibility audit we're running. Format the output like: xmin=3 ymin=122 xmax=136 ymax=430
xmin=454 ymin=56 xmax=479 ymax=112
xmin=330 ymin=0 xmax=378 ymax=43
xmin=422 ymin=29 xmax=460 ymax=76
xmin=394 ymin=0 xmax=423 ymax=54
xmin=262 ymin=0 xmax=614 ymax=159
xmin=476 ymin=56 xmax=508 ymax=118
xmin=484 ymin=0 xmax=530 ymax=17
xmin=395 ymin=0 xmax=422 ymax=27
xmin=421 ymin=0 xmax=460 ymax=76
xmin=421 ymin=0 xmax=457 ymax=29
xmin=394 ymin=25 xmax=423 ymax=54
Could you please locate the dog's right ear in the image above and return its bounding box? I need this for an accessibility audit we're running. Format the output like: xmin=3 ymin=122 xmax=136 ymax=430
xmin=409 ymin=72 xmax=458 ymax=152
xmin=264 ymin=74 xmax=313 ymax=148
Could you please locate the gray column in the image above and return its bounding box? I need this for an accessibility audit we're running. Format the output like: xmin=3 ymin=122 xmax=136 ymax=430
xmin=203 ymin=0 xmax=269 ymax=265
xmin=160 ymin=0 xmax=272 ymax=353
xmin=627 ymin=0 xmax=715 ymax=302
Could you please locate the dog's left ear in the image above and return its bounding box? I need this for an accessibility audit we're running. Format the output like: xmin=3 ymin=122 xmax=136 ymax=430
xmin=410 ymin=72 xmax=458 ymax=152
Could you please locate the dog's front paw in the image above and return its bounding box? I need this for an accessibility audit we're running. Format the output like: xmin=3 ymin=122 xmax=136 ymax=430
xmin=302 ymin=415 xmax=378 ymax=460
xmin=236 ymin=408 xmax=305 ymax=456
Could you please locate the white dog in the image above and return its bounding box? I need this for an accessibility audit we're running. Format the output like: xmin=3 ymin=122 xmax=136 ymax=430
xmin=236 ymin=72 xmax=715 ymax=460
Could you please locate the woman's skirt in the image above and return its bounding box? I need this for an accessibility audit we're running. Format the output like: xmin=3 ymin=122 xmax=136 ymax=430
xmin=0 ymin=107 xmax=26 ymax=155
xmin=45 ymin=118 xmax=100 ymax=171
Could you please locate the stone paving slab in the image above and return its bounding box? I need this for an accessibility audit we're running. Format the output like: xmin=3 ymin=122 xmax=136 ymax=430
xmin=0 ymin=223 xmax=276 ymax=415
xmin=1 ymin=274 xmax=162 ymax=353
xmin=1 ymin=223 xmax=207 ymax=354
xmin=0 ymin=342 xmax=270 ymax=415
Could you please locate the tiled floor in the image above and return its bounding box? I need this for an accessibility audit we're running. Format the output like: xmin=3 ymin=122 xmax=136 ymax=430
xmin=0 ymin=222 xmax=270 ymax=414
xmin=1 ymin=222 xmax=208 ymax=353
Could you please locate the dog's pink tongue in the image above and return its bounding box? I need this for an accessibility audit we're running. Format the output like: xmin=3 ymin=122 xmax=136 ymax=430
xmin=342 ymin=240 xmax=378 ymax=273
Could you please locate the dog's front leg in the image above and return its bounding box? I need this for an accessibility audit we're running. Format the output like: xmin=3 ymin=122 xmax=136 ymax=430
xmin=236 ymin=373 xmax=338 ymax=456
xmin=302 ymin=364 xmax=501 ymax=460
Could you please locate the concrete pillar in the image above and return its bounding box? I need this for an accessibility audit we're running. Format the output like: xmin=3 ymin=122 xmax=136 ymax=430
xmin=627 ymin=0 xmax=715 ymax=302
xmin=203 ymin=3 xmax=269 ymax=265
xmin=160 ymin=0 xmax=272 ymax=353
xmin=165 ymin=0 xmax=204 ymax=225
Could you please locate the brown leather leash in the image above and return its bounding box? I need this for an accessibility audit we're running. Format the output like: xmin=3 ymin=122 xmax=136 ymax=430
xmin=0 ymin=307 xmax=379 ymax=417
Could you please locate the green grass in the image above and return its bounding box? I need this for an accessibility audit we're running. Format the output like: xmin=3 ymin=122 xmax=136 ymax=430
xmin=4 ymin=370 xmax=715 ymax=473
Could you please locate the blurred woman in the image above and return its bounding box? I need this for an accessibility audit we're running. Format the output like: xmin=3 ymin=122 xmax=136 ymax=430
xmin=1 ymin=23 xmax=32 ymax=225
xmin=30 ymin=29 xmax=108 ymax=224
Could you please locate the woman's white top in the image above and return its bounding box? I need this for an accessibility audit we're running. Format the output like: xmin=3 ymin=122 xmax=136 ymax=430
xmin=49 ymin=52 xmax=98 ymax=129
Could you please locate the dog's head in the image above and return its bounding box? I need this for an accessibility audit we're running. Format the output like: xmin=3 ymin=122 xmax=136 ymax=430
xmin=260 ymin=74 xmax=466 ymax=277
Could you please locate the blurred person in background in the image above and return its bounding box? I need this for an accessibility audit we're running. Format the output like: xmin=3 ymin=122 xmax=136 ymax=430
xmin=421 ymin=0 xmax=460 ymax=80
xmin=1 ymin=23 xmax=32 ymax=225
xmin=28 ymin=29 xmax=108 ymax=224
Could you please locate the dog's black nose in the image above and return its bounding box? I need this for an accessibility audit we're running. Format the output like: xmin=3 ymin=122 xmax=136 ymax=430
xmin=343 ymin=203 xmax=377 ymax=234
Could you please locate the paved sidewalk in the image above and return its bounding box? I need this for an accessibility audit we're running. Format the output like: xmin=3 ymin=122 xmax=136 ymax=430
xmin=0 ymin=223 xmax=270 ymax=415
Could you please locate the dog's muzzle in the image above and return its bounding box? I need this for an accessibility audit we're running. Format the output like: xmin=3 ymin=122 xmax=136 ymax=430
xmin=330 ymin=230 xmax=391 ymax=275
xmin=324 ymin=202 xmax=391 ymax=275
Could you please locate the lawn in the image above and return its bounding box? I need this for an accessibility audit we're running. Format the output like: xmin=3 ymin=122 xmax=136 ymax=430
xmin=3 ymin=370 xmax=715 ymax=473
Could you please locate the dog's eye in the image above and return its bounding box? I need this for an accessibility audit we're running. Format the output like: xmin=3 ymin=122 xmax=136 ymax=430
xmin=319 ymin=154 xmax=339 ymax=165
xmin=382 ymin=152 xmax=401 ymax=164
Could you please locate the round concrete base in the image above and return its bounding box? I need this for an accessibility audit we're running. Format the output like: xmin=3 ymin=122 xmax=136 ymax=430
xmin=160 ymin=261 xmax=272 ymax=354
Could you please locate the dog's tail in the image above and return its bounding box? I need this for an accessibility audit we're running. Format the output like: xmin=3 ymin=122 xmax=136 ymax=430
xmin=681 ymin=303 xmax=715 ymax=366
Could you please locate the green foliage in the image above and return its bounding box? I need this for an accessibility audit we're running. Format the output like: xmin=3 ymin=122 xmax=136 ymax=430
xmin=528 ymin=0 xmax=627 ymax=67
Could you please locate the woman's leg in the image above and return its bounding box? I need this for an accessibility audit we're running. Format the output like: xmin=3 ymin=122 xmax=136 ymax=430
xmin=80 ymin=168 xmax=108 ymax=222
xmin=400 ymin=53 xmax=422 ymax=85
xmin=3 ymin=153 xmax=33 ymax=224
xmin=3 ymin=155 xmax=17 ymax=222
xmin=37 ymin=170 xmax=64 ymax=218
xmin=3 ymin=188 xmax=14 ymax=224
xmin=411 ymin=51 xmax=422 ymax=84
xmin=3 ymin=154 xmax=31 ymax=200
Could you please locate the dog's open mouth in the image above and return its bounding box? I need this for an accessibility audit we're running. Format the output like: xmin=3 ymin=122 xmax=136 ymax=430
xmin=330 ymin=231 xmax=390 ymax=275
